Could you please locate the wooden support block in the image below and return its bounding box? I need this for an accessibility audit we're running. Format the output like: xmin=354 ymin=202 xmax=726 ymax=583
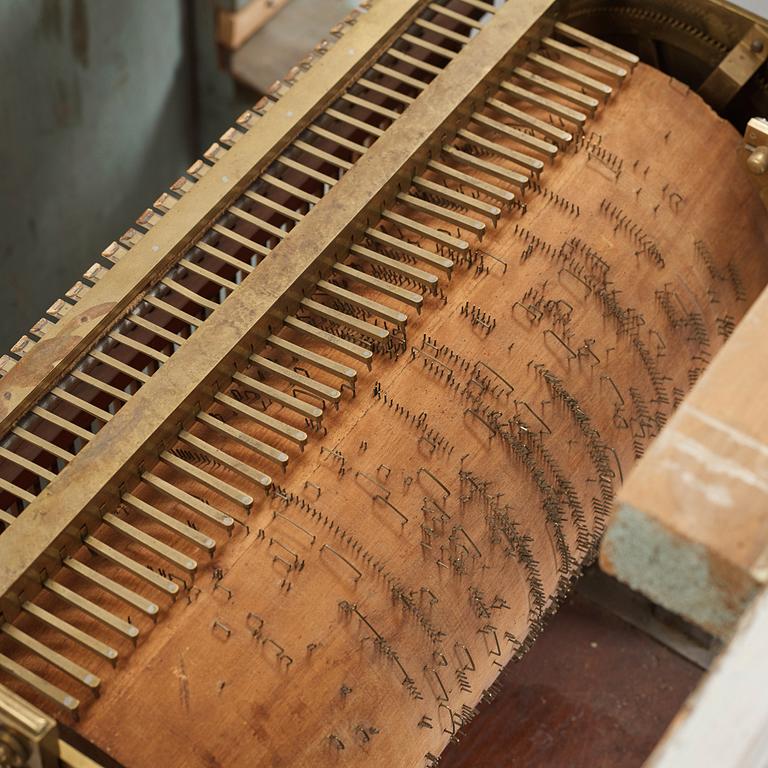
xmin=601 ymin=284 xmax=768 ymax=639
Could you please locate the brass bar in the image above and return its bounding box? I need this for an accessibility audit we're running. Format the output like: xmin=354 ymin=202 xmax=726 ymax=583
xmin=0 ymin=447 xmax=56 ymax=483
xmin=0 ymin=652 xmax=79 ymax=715
xmin=89 ymin=350 xmax=151 ymax=384
xmin=129 ymin=314 xmax=187 ymax=347
xmin=179 ymin=428 xmax=273 ymax=488
xmin=180 ymin=258 xmax=239 ymax=292
xmin=277 ymin=155 xmax=339 ymax=187
xmin=64 ymin=557 xmax=159 ymax=617
xmin=215 ymin=392 xmax=308 ymax=446
xmin=161 ymin=278 xmax=220 ymax=312
xmin=307 ymin=124 xmax=369 ymax=155
xmin=427 ymin=159 xmax=515 ymax=205
xmin=22 ymin=602 xmax=118 ymax=663
xmin=143 ymin=295 xmax=202 ymax=329
xmin=415 ymin=18 xmax=471 ymax=45
xmin=316 ymin=279 xmax=409 ymax=326
xmin=460 ymin=0 xmax=496 ymax=13
xmin=211 ymin=223 xmax=271 ymax=257
xmin=387 ymin=47 xmax=443 ymax=76
xmin=300 ymin=298 xmax=389 ymax=340
xmin=267 ymin=335 xmax=357 ymax=382
xmin=324 ymin=108 xmax=385 ymax=137
xmin=84 ymin=536 xmax=179 ymax=596
xmin=554 ymin=21 xmax=639 ymax=68
xmin=44 ymin=579 xmax=140 ymax=640
xmin=340 ymin=92 xmax=402 ymax=121
xmin=160 ymin=450 xmax=254 ymax=509
xmin=470 ymin=111 xmax=558 ymax=157
xmin=499 ymin=81 xmax=587 ymax=124
xmin=197 ymin=411 xmax=289 ymax=469
xmin=233 ymin=371 xmax=323 ymax=421
xmin=541 ymin=37 xmax=628 ymax=80
xmin=513 ymin=67 xmax=600 ymax=113
xmin=401 ymin=33 xmax=457 ymax=61
xmin=332 ymin=262 xmax=424 ymax=308
xmin=485 ymin=97 xmax=573 ymax=144
xmin=30 ymin=406 xmax=93 ymax=443
xmin=229 ymin=205 xmax=289 ymax=239
xmin=196 ymin=240 xmax=254 ymax=273
xmin=70 ymin=371 xmax=131 ymax=403
xmin=103 ymin=512 xmax=198 ymax=573
xmin=397 ymin=192 xmax=487 ymax=235
xmin=371 ymin=63 xmax=428 ymax=93
xmin=109 ymin=332 xmax=170 ymax=364
xmin=11 ymin=427 xmax=75 ymax=463
xmin=527 ymin=52 xmax=613 ymax=98
xmin=366 ymin=228 xmax=454 ymax=273
xmin=1 ymin=623 xmax=100 ymax=692
xmin=381 ymin=209 xmax=469 ymax=251
xmin=261 ymin=173 xmax=320 ymax=205
xmin=413 ymin=176 xmax=501 ymax=222
xmin=51 ymin=387 xmax=113 ymax=423
xmin=0 ymin=0 xmax=426 ymax=433
xmin=350 ymin=243 xmax=439 ymax=288
xmin=284 ymin=316 xmax=375 ymax=366
xmin=428 ymin=3 xmax=484 ymax=30
xmin=121 ymin=492 xmax=216 ymax=553
xmin=357 ymin=77 xmax=415 ymax=105
xmin=142 ymin=471 xmax=235 ymax=529
xmin=249 ymin=354 xmax=342 ymax=402
xmin=293 ymin=140 xmax=353 ymax=171
xmin=457 ymin=128 xmax=544 ymax=173
xmin=443 ymin=146 xmax=530 ymax=189
xmin=244 ymin=191 xmax=304 ymax=221
xmin=0 ymin=478 xmax=36 ymax=505
xmin=0 ymin=0 xmax=555 ymax=608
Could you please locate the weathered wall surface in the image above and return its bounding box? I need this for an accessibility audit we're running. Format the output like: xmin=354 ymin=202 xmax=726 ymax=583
xmin=0 ymin=0 xmax=194 ymax=351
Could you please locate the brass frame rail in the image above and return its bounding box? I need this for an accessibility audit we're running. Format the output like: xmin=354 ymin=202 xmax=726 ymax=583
xmin=0 ymin=0 xmax=554 ymax=617
xmin=0 ymin=0 xmax=425 ymax=436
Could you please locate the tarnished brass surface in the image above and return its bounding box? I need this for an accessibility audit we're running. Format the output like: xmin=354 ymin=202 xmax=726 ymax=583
xmin=746 ymin=116 xmax=768 ymax=209
xmin=1 ymin=0 xmax=767 ymax=765
xmin=0 ymin=0 xmax=426 ymax=438
xmin=699 ymin=22 xmax=768 ymax=109
xmin=0 ymin=0 xmax=554 ymax=618
xmin=0 ymin=684 xmax=58 ymax=768
xmin=557 ymin=0 xmax=768 ymax=121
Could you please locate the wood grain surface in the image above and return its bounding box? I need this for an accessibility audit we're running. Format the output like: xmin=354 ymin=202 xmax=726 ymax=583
xmin=2 ymin=63 xmax=767 ymax=767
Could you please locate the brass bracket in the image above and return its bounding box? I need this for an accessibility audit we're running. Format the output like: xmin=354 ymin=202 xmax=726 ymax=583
xmin=0 ymin=685 xmax=58 ymax=768
xmin=745 ymin=117 xmax=768 ymax=210
xmin=699 ymin=23 xmax=768 ymax=110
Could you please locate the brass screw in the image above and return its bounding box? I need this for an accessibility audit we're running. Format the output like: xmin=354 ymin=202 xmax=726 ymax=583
xmin=0 ymin=728 xmax=28 ymax=768
xmin=747 ymin=146 xmax=768 ymax=175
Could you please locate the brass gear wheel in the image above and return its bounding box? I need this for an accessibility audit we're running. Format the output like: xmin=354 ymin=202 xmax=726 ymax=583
xmin=0 ymin=728 xmax=28 ymax=768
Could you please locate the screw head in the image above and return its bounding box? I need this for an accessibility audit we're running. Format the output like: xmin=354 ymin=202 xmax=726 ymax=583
xmin=751 ymin=39 xmax=764 ymax=54
xmin=747 ymin=146 xmax=768 ymax=175
xmin=0 ymin=729 xmax=27 ymax=768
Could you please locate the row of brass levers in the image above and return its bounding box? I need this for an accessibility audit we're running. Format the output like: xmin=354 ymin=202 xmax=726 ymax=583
xmin=0 ymin=6 xmax=637 ymax=718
